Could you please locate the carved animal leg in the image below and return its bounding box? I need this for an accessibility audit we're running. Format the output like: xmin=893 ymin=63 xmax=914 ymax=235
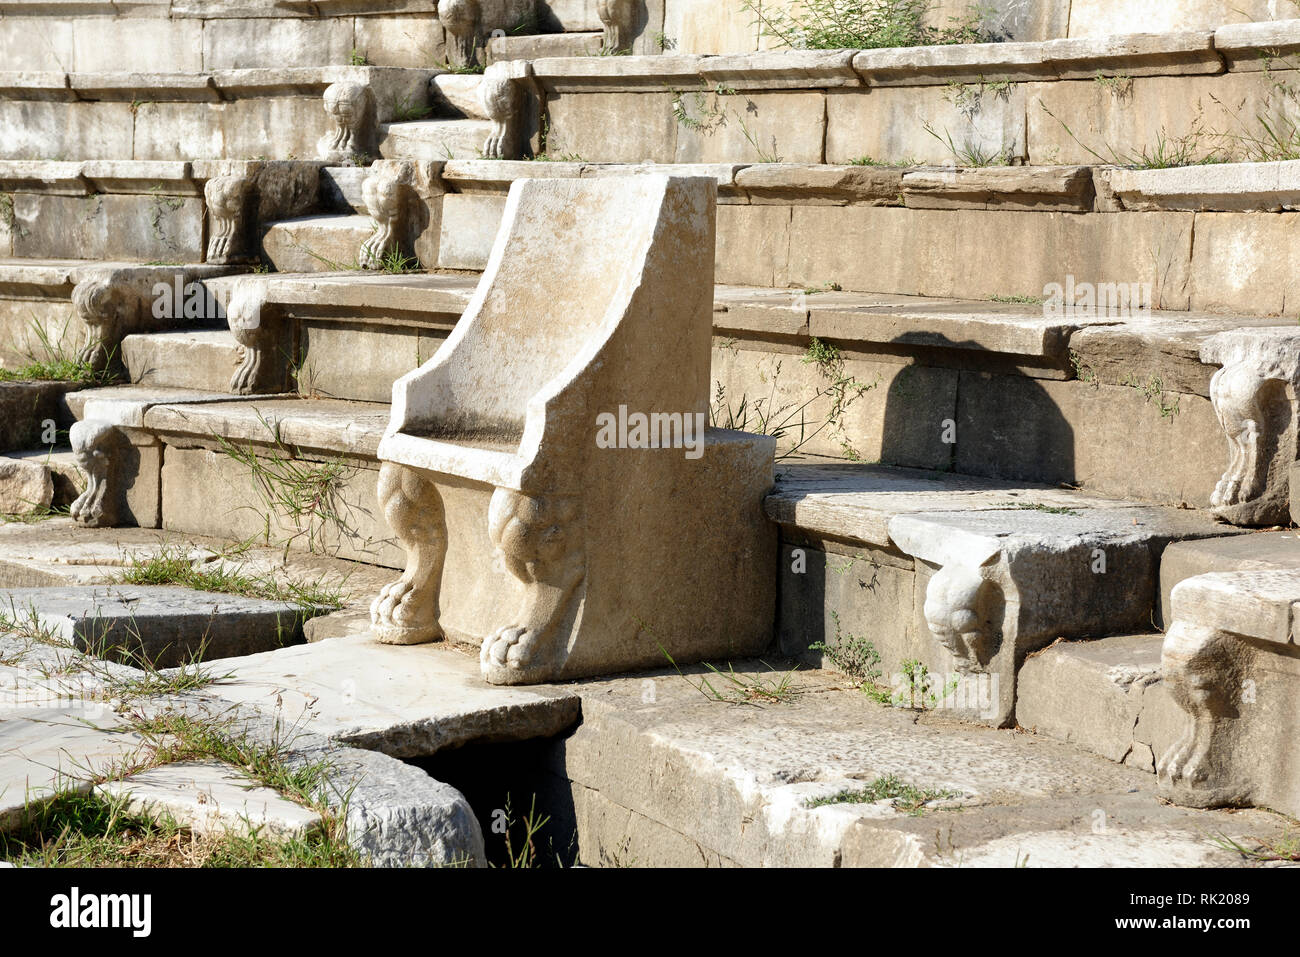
xmin=922 ymin=563 xmax=993 ymax=674
xmin=69 ymin=419 xmax=120 ymax=528
xmin=230 ymin=344 xmax=264 ymax=395
xmin=370 ymin=462 xmax=447 ymax=645
xmin=1209 ymin=362 xmax=1266 ymax=509
xmin=1157 ymin=620 xmax=1238 ymax=795
xmin=479 ymin=69 xmax=521 ymax=160
xmin=480 ymin=487 xmax=585 ymax=684
xmin=226 ymin=286 xmax=271 ymax=395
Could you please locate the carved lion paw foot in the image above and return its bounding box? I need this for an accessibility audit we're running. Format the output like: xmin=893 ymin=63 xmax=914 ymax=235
xmin=209 ymin=234 xmax=232 ymax=261
xmin=229 ymin=348 xmax=260 ymax=395
xmin=371 ymin=578 xmax=441 ymax=645
xmin=480 ymin=622 xmax=560 ymax=685
xmin=1211 ymin=476 xmax=1243 ymax=508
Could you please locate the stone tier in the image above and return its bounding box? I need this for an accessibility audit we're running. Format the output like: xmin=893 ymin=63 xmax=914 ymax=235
xmin=0 ymin=66 xmax=436 ymax=161
xmin=95 ymin=264 xmax=1289 ymax=516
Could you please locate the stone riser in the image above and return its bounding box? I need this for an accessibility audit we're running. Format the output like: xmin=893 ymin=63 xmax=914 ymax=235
xmin=158 ymin=440 xmax=404 ymax=569
xmin=540 ymin=61 xmax=1300 ymax=168
xmin=0 ymin=12 xmax=446 ymax=72
xmin=721 ymin=350 xmax=1228 ymax=509
xmin=777 ymin=539 xmax=1171 ymax=728
xmin=1 ymin=191 xmax=205 ymax=261
xmin=438 ymin=190 xmax=1298 ymax=318
xmin=658 ymin=0 xmax=1300 ymax=52
xmin=117 ymin=308 xmax=1233 ymax=514
xmin=0 ymin=68 xmax=433 ymax=162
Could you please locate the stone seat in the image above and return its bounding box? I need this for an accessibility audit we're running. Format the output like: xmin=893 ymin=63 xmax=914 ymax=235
xmin=0 ymin=67 xmax=434 ymax=162
xmin=766 ymin=460 xmax=1243 ymax=726
xmin=370 ymin=173 xmax=777 ymax=685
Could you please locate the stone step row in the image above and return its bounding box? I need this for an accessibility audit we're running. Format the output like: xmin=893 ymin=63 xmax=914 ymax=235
xmin=5 ymin=22 xmax=1300 ymax=166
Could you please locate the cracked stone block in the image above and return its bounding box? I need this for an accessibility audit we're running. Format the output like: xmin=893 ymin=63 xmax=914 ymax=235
xmin=0 ymin=585 xmax=326 ymax=668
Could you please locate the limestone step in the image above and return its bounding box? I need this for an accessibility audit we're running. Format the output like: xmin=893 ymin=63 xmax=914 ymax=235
xmin=528 ymin=27 xmax=1299 ymax=166
xmin=62 ymin=386 xmax=401 ymax=564
xmin=1159 ymin=531 xmax=1300 ymax=625
xmin=0 ymin=703 xmax=143 ymax=829
xmin=0 ymin=258 xmax=245 ymax=369
xmin=91 ymin=269 xmax=1293 ymax=516
xmin=96 ymin=760 xmax=323 ymax=840
xmin=0 ymin=447 xmax=81 ymax=513
xmin=429 ymin=73 xmax=487 ymax=120
xmin=420 ymin=157 xmax=1300 ymax=319
xmin=488 ymin=31 xmax=602 ymax=62
xmin=0 ymin=1 xmax=445 ymax=73
xmin=319 ymin=166 xmax=371 ymax=213
xmin=121 ymin=328 xmax=253 ymax=393
xmin=204 ymin=633 xmax=581 ymax=758
xmin=0 ymin=67 xmax=436 ymax=162
xmin=518 ymin=656 xmax=1293 ymax=866
xmin=767 ymin=461 xmax=1244 ymax=726
xmin=1017 ymin=633 xmax=1179 ymax=773
xmin=261 ymin=214 xmax=376 ymax=273
xmin=198 ymin=270 xmax=468 ymax=399
xmin=379 ymin=118 xmax=494 ymax=162
xmin=0 ymin=634 xmax=485 ymax=864
xmin=0 ymin=159 xmax=323 ymax=263
xmin=0 ymin=583 xmax=327 ymax=666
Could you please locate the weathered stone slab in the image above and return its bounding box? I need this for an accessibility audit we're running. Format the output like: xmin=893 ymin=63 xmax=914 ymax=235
xmin=853 ymin=40 xmax=1049 ymax=85
xmin=555 ymin=662 xmax=1288 ymax=867
xmin=0 ymin=584 xmax=319 ymax=667
xmin=1067 ymin=313 xmax=1290 ymax=398
xmin=487 ymin=31 xmax=602 ymax=62
xmin=1159 ymin=532 xmax=1300 ymax=628
xmin=0 ymin=532 xmax=205 ymax=588
xmin=64 ymin=384 xmax=233 ymax=429
xmin=764 ymin=463 xmax=1139 ymax=548
xmin=542 ymin=91 xmax=678 ymax=163
xmin=1188 ymin=211 xmax=1300 ymax=315
xmin=701 ymin=49 xmax=862 ymax=90
xmin=121 ymin=330 xmax=250 ymax=394
xmin=781 ymin=204 xmax=1194 ymax=308
xmin=159 ymin=445 xmax=402 ymax=568
xmin=901 ymin=165 xmax=1095 ymax=211
xmin=379 ymin=118 xmax=493 ymax=162
xmin=429 ymin=72 xmax=487 ymax=120
xmin=0 ymin=457 xmax=53 ymax=514
xmin=2 ymin=448 xmax=82 ymax=508
xmin=0 ymin=704 xmax=140 ymax=829
xmin=436 ymin=191 xmax=507 ymax=270
xmin=260 ymin=213 xmax=371 ymax=273
xmin=1107 ymin=160 xmax=1300 ymax=211
xmin=0 ymin=159 xmax=88 ymax=194
xmin=1158 ymin=567 xmax=1300 ymax=817
xmin=97 ymin=760 xmax=322 ymax=839
xmin=142 ymin=395 xmax=391 ymax=457
xmin=1017 ymin=633 xmax=1180 ymax=771
xmin=531 ymin=53 xmax=709 ymax=92
xmin=1215 ymin=19 xmax=1300 ymax=71
xmin=806 ymin=296 xmax=1089 ymax=358
xmin=205 ymin=635 xmax=580 ymax=757
xmin=953 ymin=373 xmax=1225 ymax=507
xmin=735 ymin=163 xmax=903 ymax=205
xmin=202 ymin=16 xmax=354 ymax=70
xmin=674 ymin=90 xmax=825 ymax=164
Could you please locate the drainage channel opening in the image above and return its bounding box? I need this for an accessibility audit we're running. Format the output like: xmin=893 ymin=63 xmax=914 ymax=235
xmin=412 ymin=737 xmax=579 ymax=869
